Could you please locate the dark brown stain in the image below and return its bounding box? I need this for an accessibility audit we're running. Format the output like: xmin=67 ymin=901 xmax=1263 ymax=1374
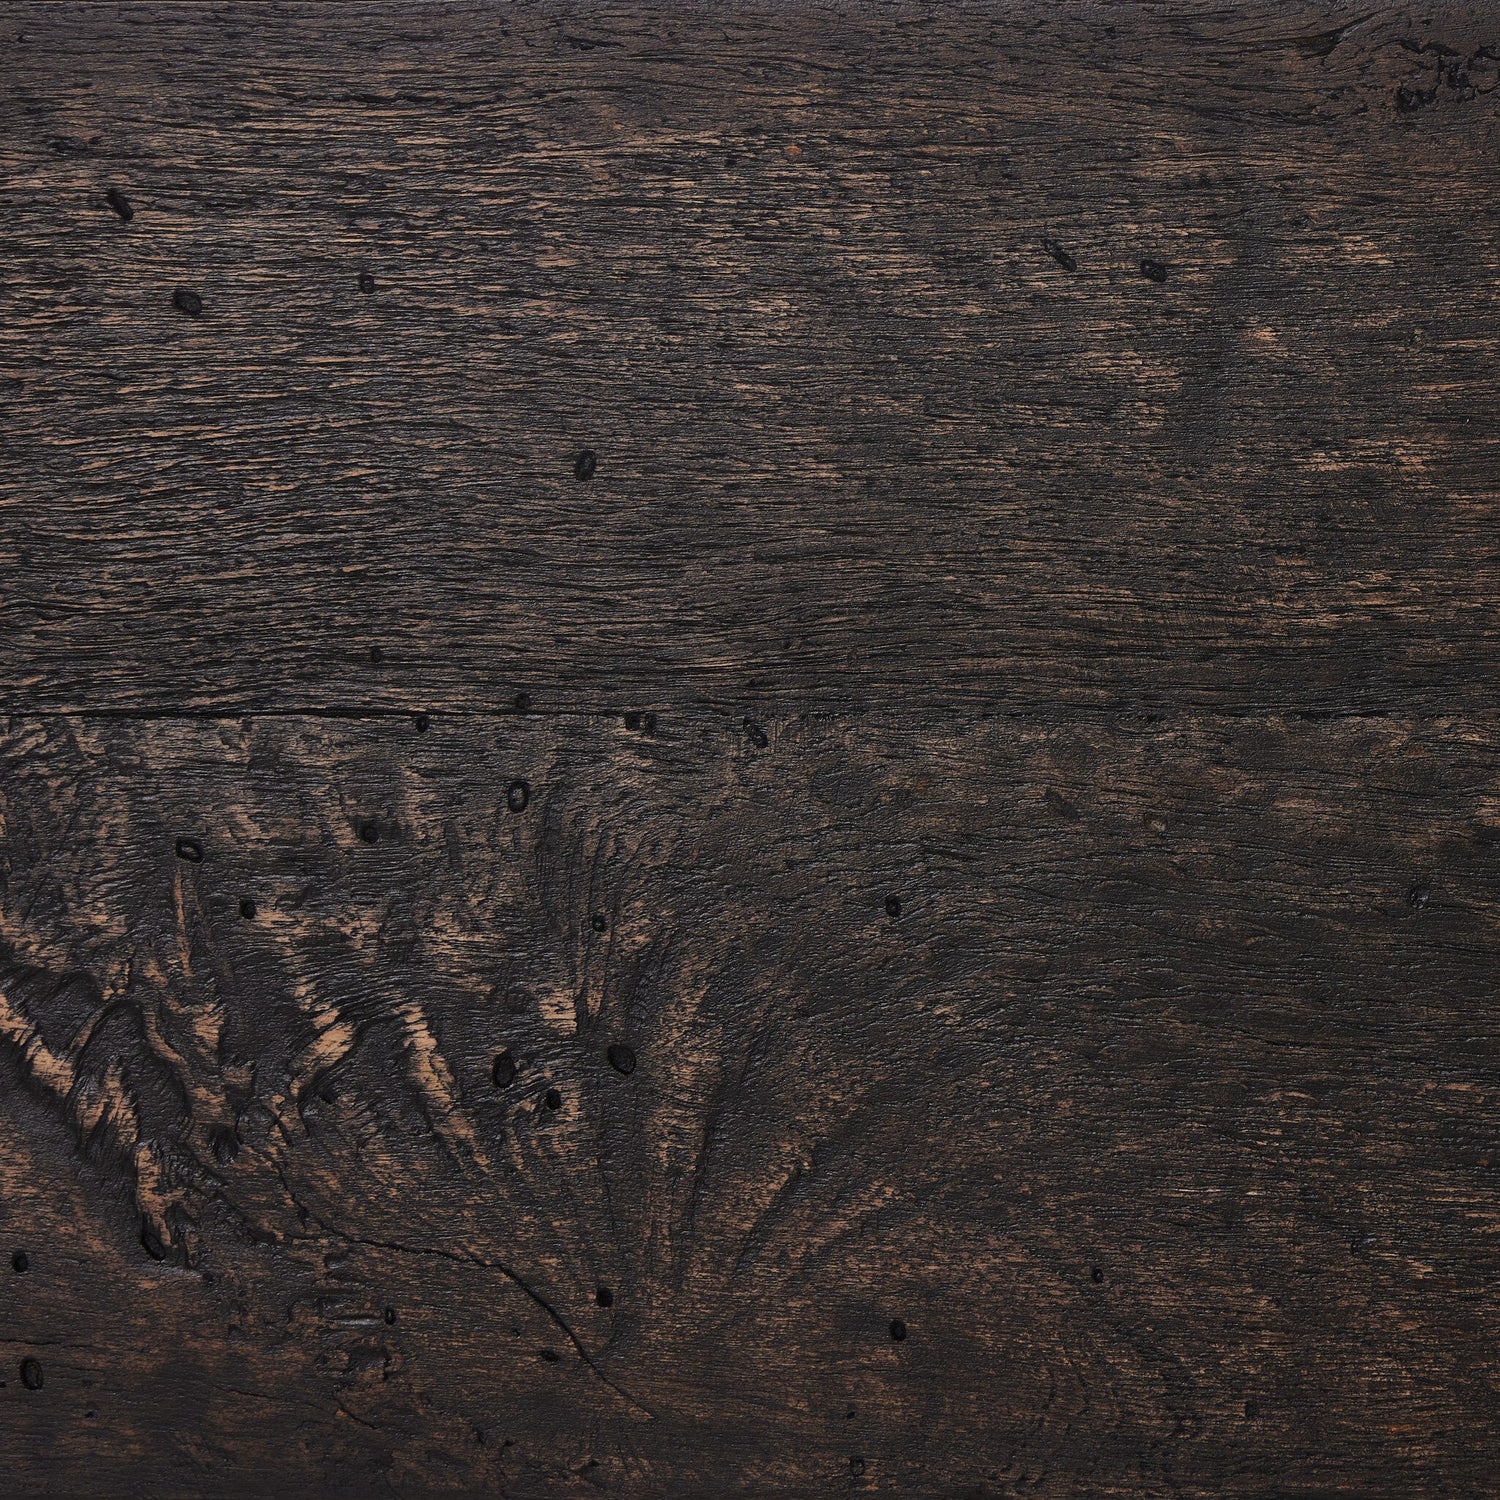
xmin=0 ymin=2 xmax=1495 ymax=1495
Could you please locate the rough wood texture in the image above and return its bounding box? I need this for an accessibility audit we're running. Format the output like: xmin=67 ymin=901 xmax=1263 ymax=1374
xmin=2 ymin=3 xmax=1498 ymax=1497
xmin=5 ymin=1 xmax=1500 ymax=715
xmin=4 ymin=711 xmax=1499 ymax=1497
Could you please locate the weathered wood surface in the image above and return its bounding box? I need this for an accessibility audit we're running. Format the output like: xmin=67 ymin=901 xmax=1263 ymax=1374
xmin=3 ymin=2 xmax=1500 ymax=1496
xmin=4 ymin=711 xmax=1500 ymax=1496
xmin=4 ymin=1 xmax=1500 ymax=715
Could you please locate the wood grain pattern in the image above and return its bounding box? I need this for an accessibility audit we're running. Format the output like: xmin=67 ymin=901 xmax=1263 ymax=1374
xmin=4 ymin=1 xmax=1500 ymax=714
xmin=3 ymin=710 xmax=1499 ymax=1494
xmin=2 ymin=2 xmax=1499 ymax=1496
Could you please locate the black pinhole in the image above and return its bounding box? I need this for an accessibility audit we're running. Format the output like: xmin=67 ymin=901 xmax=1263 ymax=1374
xmin=850 ymin=1457 xmax=866 ymax=1477
xmin=1139 ymin=258 xmax=1169 ymax=283
xmin=19 ymin=1358 xmax=42 ymax=1391
xmin=888 ymin=1318 xmax=907 ymax=1342
xmin=492 ymin=1050 xmax=518 ymax=1089
xmin=358 ymin=819 xmax=380 ymax=844
xmin=544 ymin=1087 xmax=562 ymax=1110
xmin=1041 ymin=237 xmax=1077 ymax=272
xmin=1407 ymin=882 xmax=1431 ymax=909
xmin=506 ymin=779 xmax=530 ymax=813
xmin=513 ymin=693 xmax=532 ymax=713
xmin=358 ymin=271 xmax=376 ymax=294
xmin=413 ymin=712 xmax=430 ymax=734
xmin=384 ymin=1306 xmax=397 ymax=1325
xmin=574 ymin=449 xmax=597 ymax=481
xmin=591 ymin=912 xmax=608 ymax=933
xmin=595 ymin=1284 xmax=613 ymax=1308
xmin=105 ymin=187 xmax=133 ymax=222
xmin=607 ymin=1043 xmax=636 ymax=1077
xmin=239 ymin=897 xmax=256 ymax=920
xmin=539 ymin=1348 xmax=561 ymax=1363
xmin=744 ymin=718 xmax=769 ymax=749
xmin=174 ymin=836 xmax=204 ymax=863
xmin=172 ymin=287 xmax=203 ymax=316
xmin=210 ymin=1126 xmax=239 ymax=1165
xmin=1091 ymin=1265 xmax=1105 ymax=1284
xmin=884 ymin=894 xmax=902 ymax=919
xmin=11 ymin=1251 xmax=28 ymax=1274
xmin=369 ymin=645 xmax=384 ymax=664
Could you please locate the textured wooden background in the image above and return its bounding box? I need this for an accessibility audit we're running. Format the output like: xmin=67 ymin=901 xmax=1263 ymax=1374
xmin=3 ymin=2 xmax=1499 ymax=1495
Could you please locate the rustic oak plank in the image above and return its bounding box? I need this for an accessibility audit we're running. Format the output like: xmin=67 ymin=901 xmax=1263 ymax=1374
xmin=2 ymin=709 xmax=1498 ymax=1495
xmin=2 ymin=2 xmax=1500 ymax=713
xmin=5 ymin=3 xmax=1500 ymax=1495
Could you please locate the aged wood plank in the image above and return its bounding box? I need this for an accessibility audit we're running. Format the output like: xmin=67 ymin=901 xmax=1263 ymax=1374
xmin=2 ymin=2 xmax=1500 ymax=713
xmin=5 ymin=3 xmax=1500 ymax=1495
xmin=1 ymin=709 xmax=1497 ymax=1495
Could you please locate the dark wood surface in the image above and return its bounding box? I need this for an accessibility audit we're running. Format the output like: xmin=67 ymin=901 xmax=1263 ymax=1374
xmin=2 ymin=3 xmax=1498 ymax=1495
